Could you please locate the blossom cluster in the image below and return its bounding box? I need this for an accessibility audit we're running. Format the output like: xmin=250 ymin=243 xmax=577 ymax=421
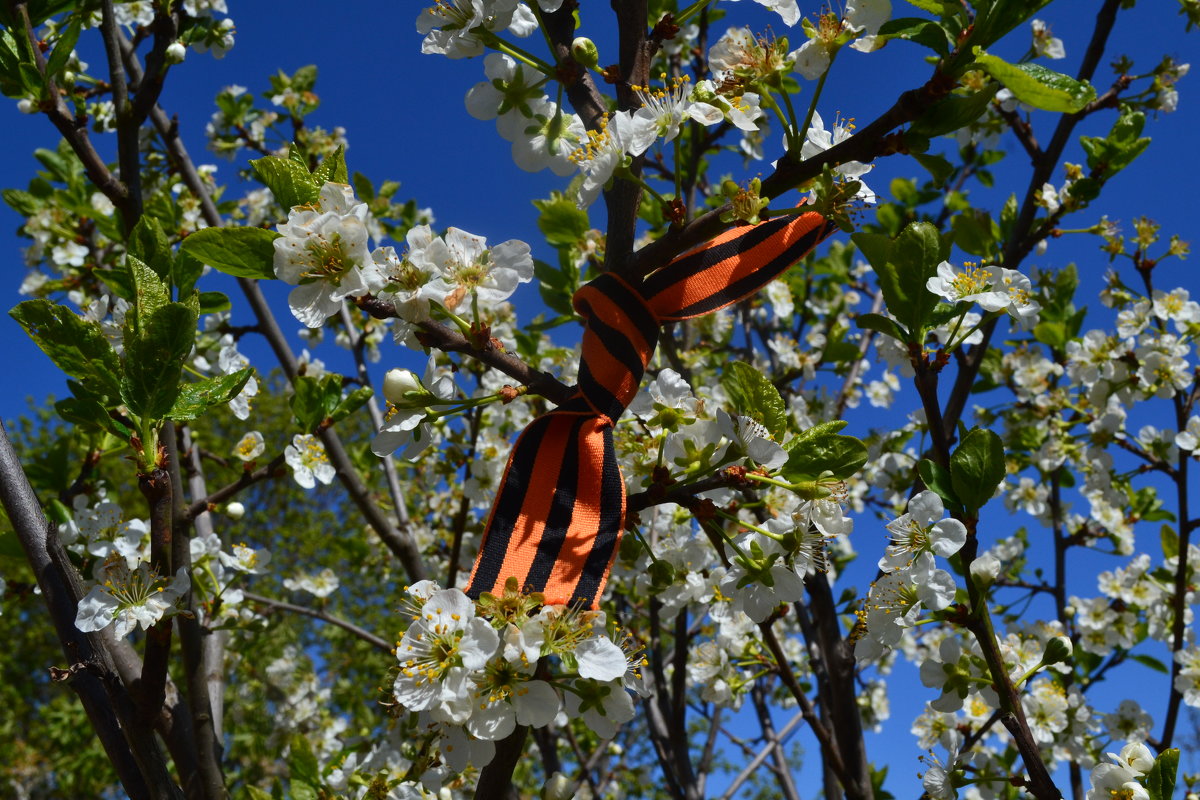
xmin=389 ymin=581 xmax=642 ymax=782
xmin=65 ymin=493 xmax=271 ymax=638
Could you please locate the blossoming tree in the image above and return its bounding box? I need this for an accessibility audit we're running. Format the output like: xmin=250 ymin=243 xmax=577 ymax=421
xmin=0 ymin=1 xmax=1197 ymax=799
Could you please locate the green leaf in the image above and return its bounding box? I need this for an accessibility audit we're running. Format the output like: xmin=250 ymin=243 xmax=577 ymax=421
xmin=904 ymin=0 xmax=949 ymax=12
xmin=290 ymin=374 xmax=344 ymax=432
xmin=951 ymin=209 xmax=999 ymax=258
xmin=1147 ymin=748 xmax=1179 ymax=800
xmin=127 ymin=255 xmax=170 ymax=335
xmin=178 ymin=226 xmax=279 ymax=280
xmin=250 ymin=155 xmax=319 ymax=210
xmin=329 ymin=386 xmax=373 ymax=425
xmin=974 ymin=52 xmax=1095 ymax=113
xmin=1161 ymin=524 xmax=1179 ymax=561
xmin=913 ymin=152 xmax=955 ymax=187
xmin=167 ymin=369 xmax=253 ymax=421
xmin=876 ymin=17 xmax=952 ymax=55
xmin=3 ymin=187 xmax=41 ymax=215
xmin=288 ymin=733 xmax=320 ymax=788
xmin=877 ymin=221 xmax=943 ymax=333
xmin=970 ymin=0 xmax=1052 ymax=49
xmin=1079 ymin=110 xmax=1150 ymax=179
xmin=949 ymin=428 xmax=1006 ymax=512
xmin=174 ymin=249 xmax=206 ymax=298
xmin=782 ymin=420 xmax=867 ymax=481
xmin=534 ymin=258 xmax=575 ymax=316
xmin=918 ymin=459 xmax=960 ymax=511
xmin=9 ymin=300 xmax=123 ymax=400
xmin=127 ymin=215 xmax=174 ymax=283
xmin=856 ymin=312 xmax=907 ymax=341
xmin=198 ymin=291 xmax=232 ymax=314
xmin=120 ymin=303 xmax=197 ymax=419
xmin=910 ymin=84 xmax=999 ymax=137
xmin=534 ymin=194 xmax=591 ymax=246
xmin=722 ymin=362 xmax=787 ymax=439
xmin=55 ymin=396 xmax=131 ymax=439
xmin=311 ymin=145 xmax=349 ymax=185
xmin=44 ymin=12 xmax=82 ymax=80
xmin=1131 ymin=653 xmax=1169 ymax=674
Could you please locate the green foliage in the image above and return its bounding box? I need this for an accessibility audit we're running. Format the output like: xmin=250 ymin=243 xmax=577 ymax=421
xmin=178 ymin=226 xmax=280 ymax=280
xmin=290 ymin=373 xmax=347 ymax=432
xmin=1147 ymin=748 xmax=1179 ymax=800
xmin=722 ymin=362 xmax=787 ymax=438
xmin=168 ymin=369 xmax=254 ymax=421
xmin=853 ymin=221 xmax=946 ymax=338
xmin=973 ymin=52 xmax=1096 ymax=113
xmin=949 ymin=428 xmax=1006 ymax=513
xmin=121 ymin=303 xmax=196 ymax=419
xmin=1079 ymin=109 xmax=1151 ymax=180
xmin=9 ymin=299 xmax=123 ymax=401
xmin=910 ymin=85 xmax=1000 ymax=137
xmin=782 ymin=420 xmax=868 ymax=482
xmin=875 ymin=17 xmax=954 ymax=54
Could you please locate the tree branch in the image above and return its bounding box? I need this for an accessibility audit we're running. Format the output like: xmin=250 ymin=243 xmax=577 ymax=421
xmin=242 ymin=592 xmax=393 ymax=652
xmin=0 ymin=421 xmax=179 ymax=800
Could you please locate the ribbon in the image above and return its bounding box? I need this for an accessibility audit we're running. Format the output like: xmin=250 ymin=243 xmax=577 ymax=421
xmin=465 ymin=211 xmax=836 ymax=608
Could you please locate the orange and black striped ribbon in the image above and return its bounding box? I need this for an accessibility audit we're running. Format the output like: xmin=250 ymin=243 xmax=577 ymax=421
xmin=465 ymin=211 xmax=836 ymax=609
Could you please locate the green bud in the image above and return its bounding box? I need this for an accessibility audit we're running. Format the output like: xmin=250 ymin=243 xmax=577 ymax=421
xmin=648 ymin=559 xmax=676 ymax=588
xmin=1041 ymin=635 xmax=1073 ymax=667
xmin=571 ymin=37 xmax=600 ymax=70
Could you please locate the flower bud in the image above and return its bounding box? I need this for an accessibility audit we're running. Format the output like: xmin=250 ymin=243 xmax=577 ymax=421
xmin=542 ymin=773 xmax=573 ymax=800
xmin=225 ymin=502 xmax=246 ymax=520
xmin=382 ymin=368 xmax=425 ymax=407
xmin=571 ymin=37 xmax=600 ymax=69
xmin=648 ymin=559 xmax=676 ymax=588
xmin=16 ymin=98 xmax=36 ymax=114
xmin=1041 ymin=635 xmax=1072 ymax=666
xmin=969 ymin=552 xmax=1001 ymax=584
xmin=165 ymin=41 xmax=187 ymax=64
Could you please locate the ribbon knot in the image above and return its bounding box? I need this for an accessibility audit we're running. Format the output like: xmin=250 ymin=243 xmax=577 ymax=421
xmin=465 ymin=212 xmax=835 ymax=608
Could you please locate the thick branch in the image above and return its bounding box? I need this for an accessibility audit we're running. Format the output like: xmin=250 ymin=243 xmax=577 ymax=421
xmin=0 ymin=422 xmax=178 ymax=799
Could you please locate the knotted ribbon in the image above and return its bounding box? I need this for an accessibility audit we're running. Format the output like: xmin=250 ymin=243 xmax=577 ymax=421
xmin=465 ymin=211 xmax=836 ymax=609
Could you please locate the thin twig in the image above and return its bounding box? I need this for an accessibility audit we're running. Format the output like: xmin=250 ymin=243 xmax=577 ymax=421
xmin=242 ymin=592 xmax=392 ymax=652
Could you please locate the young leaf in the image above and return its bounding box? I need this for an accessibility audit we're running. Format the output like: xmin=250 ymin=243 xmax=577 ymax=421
xmin=722 ymin=362 xmax=787 ymax=439
xmin=120 ymin=303 xmax=197 ymax=420
xmin=178 ymin=226 xmax=279 ymax=280
xmin=1146 ymin=748 xmax=1179 ymax=800
xmin=329 ymin=386 xmax=374 ymax=424
xmin=290 ymin=374 xmax=344 ymax=432
xmin=782 ymin=420 xmax=867 ymax=481
xmin=949 ymin=428 xmax=1006 ymax=512
xmin=974 ymin=53 xmax=1096 ymax=113
xmin=167 ymin=369 xmax=253 ymax=421
xmin=55 ymin=396 xmax=131 ymax=439
xmin=251 ymin=155 xmax=319 ymax=210
xmin=9 ymin=299 xmax=123 ymax=400
xmin=44 ymin=12 xmax=82 ymax=80
xmin=311 ymin=145 xmax=349 ymax=185
xmin=127 ymin=215 xmax=174 ymax=283
xmin=918 ymin=459 xmax=960 ymax=512
xmin=127 ymin=255 xmax=170 ymax=336
xmin=855 ymin=312 xmax=907 ymax=342
xmin=910 ymin=84 xmax=999 ymax=138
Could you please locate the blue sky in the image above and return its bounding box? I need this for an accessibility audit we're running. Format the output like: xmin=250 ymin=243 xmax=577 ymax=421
xmin=1 ymin=0 xmax=1198 ymax=787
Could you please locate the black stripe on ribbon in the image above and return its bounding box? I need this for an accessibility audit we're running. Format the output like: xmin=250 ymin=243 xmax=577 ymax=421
xmin=465 ymin=414 xmax=554 ymax=597
xmin=663 ymin=221 xmax=833 ymax=319
xmin=523 ymin=415 xmax=587 ymax=591
xmin=570 ymin=423 xmax=624 ymax=607
xmin=639 ymin=215 xmax=797 ymax=305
